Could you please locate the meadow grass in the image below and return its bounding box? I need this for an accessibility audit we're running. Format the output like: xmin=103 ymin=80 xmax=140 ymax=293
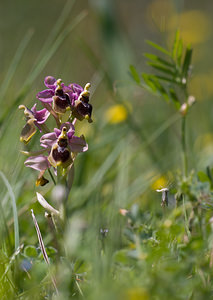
xmin=1 ymin=1 xmax=213 ymax=300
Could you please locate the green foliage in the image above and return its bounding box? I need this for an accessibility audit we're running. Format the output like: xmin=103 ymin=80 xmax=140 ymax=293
xmin=130 ymin=30 xmax=194 ymax=111
xmin=24 ymin=245 xmax=38 ymax=258
xmin=1 ymin=1 xmax=213 ymax=299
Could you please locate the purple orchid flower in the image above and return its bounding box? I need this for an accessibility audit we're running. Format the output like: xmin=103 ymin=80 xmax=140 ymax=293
xmin=31 ymin=104 xmax=50 ymax=129
xmin=70 ymin=83 xmax=93 ymax=123
xmin=23 ymin=122 xmax=87 ymax=180
xmin=36 ymin=76 xmax=83 ymax=113
xmin=24 ymin=155 xmax=51 ymax=186
xmin=36 ymin=76 xmax=92 ymax=121
xmin=43 ymin=76 xmax=83 ymax=106
xmin=19 ymin=76 xmax=93 ymax=187
xmin=67 ymin=83 xmax=83 ymax=106
xmin=19 ymin=104 xmax=50 ymax=144
xmin=40 ymin=122 xmax=88 ymax=153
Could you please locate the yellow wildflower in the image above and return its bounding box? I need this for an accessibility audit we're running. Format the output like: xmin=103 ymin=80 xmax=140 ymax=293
xmin=151 ymin=175 xmax=168 ymax=191
xmin=105 ymin=104 xmax=128 ymax=124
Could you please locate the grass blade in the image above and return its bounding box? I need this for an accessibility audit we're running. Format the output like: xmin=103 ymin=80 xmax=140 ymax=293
xmin=70 ymin=140 xmax=125 ymax=209
xmin=31 ymin=0 xmax=76 ymax=68
xmin=31 ymin=209 xmax=58 ymax=294
xmin=25 ymin=10 xmax=88 ymax=86
xmin=0 ymin=29 xmax=33 ymax=104
xmin=0 ymin=171 xmax=19 ymax=250
xmin=0 ymin=244 xmax=24 ymax=282
xmin=0 ymin=9 xmax=87 ymax=136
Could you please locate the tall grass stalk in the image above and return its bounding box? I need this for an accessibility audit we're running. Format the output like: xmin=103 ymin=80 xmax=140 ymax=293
xmin=0 ymin=171 xmax=19 ymax=250
xmin=181 ymin=114 xmax=188 ymax=177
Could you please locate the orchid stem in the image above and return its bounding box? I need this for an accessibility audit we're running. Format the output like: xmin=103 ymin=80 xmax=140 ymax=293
xmin=40 ymin=123 xmax=50 ymax=133
xmin=42 ymin=103 xmax=61 ymax=128
xmin=48 ymin=169 xmax=56 ymax=185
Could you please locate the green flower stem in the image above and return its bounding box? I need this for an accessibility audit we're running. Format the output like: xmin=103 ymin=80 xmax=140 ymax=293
xmin=56 ymin=167 xmax=70 ymax=223
xmin=181 ymin=114 xmax=188 ymax=177
xmin=40 ymin=123 xmax=50 ymax=133
xmin=182 ymin=195 xmax=191 ymax=238
xmin=48 ymin=168 xmax=56 ymax=186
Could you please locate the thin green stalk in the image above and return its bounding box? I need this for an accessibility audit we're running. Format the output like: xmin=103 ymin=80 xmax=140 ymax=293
xmin=0 ymin=171 xmax=19 ymax=250
xmin=48 ymin=169 xmax=56 ymax=186
xmin=0 ymin=29 xmax=33 ymax=102
xmin=182 ymin=195 xmax=191 ymax=238
xmin=181 ymin=115 xmax=188 ymax=177
xmin=56 ymin=167 xmax=69 ymax=223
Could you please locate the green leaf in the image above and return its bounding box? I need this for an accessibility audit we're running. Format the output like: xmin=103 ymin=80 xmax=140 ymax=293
xmin=146 ymin=40 xmax=171 ymax=56
xmin=172 ymin=30 xmax=180 ymax=60
xmin=153 ymin=79 xmax=170 ymax=101
xmin=142 ymin=73 xmax=158 ymax=93
xmin=177 ymin=39 xmax=183 ymax=67
xmin=129 ymin=65 xmax=141 ymax=84
xmin=24 ymin=245 xmax=38 ymax=258
xmin=155 ymin=75 xmax=178 ymax=84
xmin=197 ymin=171 xmax=211 ymax=183
xmin=144 ymin=53 xmax=174 ymax=68
xmin=142 ymin=74 xmax=170 ymax=101
xmin=169 ymin=88 xmax=180 ymax=109
xmin=45 ymin=246 xmax=58 ymax=258
xmin=113 ymin=249 xmax=131 ymax=264
xmin=147 ymin=62 xmax=175 ymax=77
xmin=206 ymin=166 xmax=213 ymax=188
xmin=182 ymin=46 xmax=193 ymax=79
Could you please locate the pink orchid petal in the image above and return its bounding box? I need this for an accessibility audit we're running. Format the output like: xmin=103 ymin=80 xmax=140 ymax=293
xmin=25 ymin=155 xmax=50 ymax=171
xmin=40 ymin=132 xmax=57 ymax=148
xmin=60 ymin=122 xmax=75 ymax=138
xmin=36 ymin=89 xmax=54 ymax=103
xmin=44 ymin=76 xmax=57 ymax=89
xmin=54 ymin=128 xmax=61 ymax=137
xmin=31 ymin=103 xmax=50 ymax=124
xmin=69 ymin=136 xmax=88 ymax=152
xmin=54 ymin=123 xmax=75 ymax=138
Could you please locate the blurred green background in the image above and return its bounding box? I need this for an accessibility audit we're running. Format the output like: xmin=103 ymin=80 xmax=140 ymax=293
xmin=1 ymin=0 xmax=213 ymax=299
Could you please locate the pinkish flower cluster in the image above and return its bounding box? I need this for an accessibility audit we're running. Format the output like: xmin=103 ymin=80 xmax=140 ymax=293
xmin=19 ymin=76 xmax=92 ymax=186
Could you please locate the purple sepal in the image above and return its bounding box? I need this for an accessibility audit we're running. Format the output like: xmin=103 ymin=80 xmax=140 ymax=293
xmin=69 ymin=83 xmax=83 ymax=94
xmin=24 ymin=155 xmax=50 ymax=171
xmin=40 ymin=132 xmax=57 ymax=148
xmin=68 ymin=83 xmax=83 ymax=105
xmin=44 ymin=76 xmax=57 ymax=89
xmin=36 ymin=89 xmax=54 ymax=103
xmin=40 ymin=122 xmax=75 ymax=148
xmin=70 ymin=136 xmax=88 ymax=153
xmin=31 ymin=104 xmax=50 ymax=124
xmin=40 ymin=122 xmax=86 ymax=153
